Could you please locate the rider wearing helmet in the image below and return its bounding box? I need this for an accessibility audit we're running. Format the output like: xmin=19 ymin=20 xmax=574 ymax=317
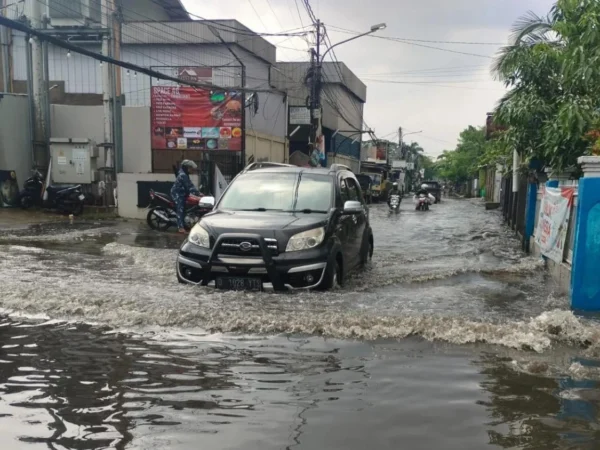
xmin=416 ymin=183 xmax=430 ymax=197
xmin=388 ymin=182 xmax=402 ymax=207
xmin=171 ymin=160 xmax=200 ymax=234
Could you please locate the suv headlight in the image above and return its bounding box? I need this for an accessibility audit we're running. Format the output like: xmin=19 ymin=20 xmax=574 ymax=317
xmin=286 ymin=227 xmax=325 ymax=252
xmin=189 ymin=224 xmax=210 ymax=248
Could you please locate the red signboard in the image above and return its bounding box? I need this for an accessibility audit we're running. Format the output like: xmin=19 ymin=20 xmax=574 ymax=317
xmin=151 ymin=86 xmax=243 ymax=151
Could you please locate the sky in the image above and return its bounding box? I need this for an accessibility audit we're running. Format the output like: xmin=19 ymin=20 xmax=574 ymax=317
xmin=182 ymin=0 xmax=556 ymax=158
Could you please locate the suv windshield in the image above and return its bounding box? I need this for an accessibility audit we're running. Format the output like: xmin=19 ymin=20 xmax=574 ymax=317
xmin=218 ymin=172 xmax=333 ymax=212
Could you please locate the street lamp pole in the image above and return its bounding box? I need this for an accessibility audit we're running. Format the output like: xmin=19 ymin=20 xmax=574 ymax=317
xmin=309 ymin=23 xmax=386 ymax=146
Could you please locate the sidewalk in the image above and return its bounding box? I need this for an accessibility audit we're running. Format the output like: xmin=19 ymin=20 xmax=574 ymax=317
xmin=0 ymin=208 xmax=119 ymax=231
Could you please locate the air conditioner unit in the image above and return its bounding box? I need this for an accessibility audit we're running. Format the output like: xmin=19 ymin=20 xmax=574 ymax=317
xmin=47 ymin=0 xmax=102 ymax=28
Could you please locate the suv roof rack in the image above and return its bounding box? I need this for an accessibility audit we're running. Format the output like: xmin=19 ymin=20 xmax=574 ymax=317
xmin=329 ymin=164 xmax=353 ymax=173
xmin=242 ymin=162 xmax=295 ymax=173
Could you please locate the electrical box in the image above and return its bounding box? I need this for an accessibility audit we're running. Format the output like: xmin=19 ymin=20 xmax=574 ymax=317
xmin=51 ymin=138 xmax=99 ymax=184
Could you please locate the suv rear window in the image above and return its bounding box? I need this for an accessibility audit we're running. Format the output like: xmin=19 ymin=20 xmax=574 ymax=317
xmin=219 ymin=172 xmax=333 ymax=212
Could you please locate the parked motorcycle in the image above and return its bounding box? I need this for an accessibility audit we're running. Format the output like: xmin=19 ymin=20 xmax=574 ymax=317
xmin=146 ymin=190 xmax=214 ymax=231
xmin=415 ymin=193 xmax=430 ymax=211
xmin=20 ymin=170 xmax=85 ymax=215
xmin=388 ymin=193 xmax=401 ymax=213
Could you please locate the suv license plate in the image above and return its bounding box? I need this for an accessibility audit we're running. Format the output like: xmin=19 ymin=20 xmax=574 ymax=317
xmin=216 ymin=277 xmax=263 ymax=291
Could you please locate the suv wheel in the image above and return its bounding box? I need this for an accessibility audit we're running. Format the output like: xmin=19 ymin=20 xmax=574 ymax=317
xmin=318 ymin=258 xmax=341 ymax=291
xmin=360 ymin=237 xmax=373 ymax=265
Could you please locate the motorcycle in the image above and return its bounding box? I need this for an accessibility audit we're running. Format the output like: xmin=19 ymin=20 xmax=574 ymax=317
xmin=388 ymin=193 xmax=401 ymax=212
xmin=415 ymin=193 xmax=430 ymax=211
xmin=20 ymin=170 xmax=85 ymax=215
xmin=146 ymin=190 xmax=215 ymax=231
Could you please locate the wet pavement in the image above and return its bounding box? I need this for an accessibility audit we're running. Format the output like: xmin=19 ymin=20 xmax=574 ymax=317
xmin=1 ymin=198 xmax=600 ymax=449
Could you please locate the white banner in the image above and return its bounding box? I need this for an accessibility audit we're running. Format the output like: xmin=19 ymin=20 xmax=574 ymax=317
xmin=535 ymin=186 xmax=575 ymax=263
xmin=214 ymin=164 xmax=228 ymax=200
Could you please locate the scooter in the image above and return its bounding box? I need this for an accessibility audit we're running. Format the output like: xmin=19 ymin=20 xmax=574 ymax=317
xmin=146 ymin=190 xmax=214 ymax=231
xmin=20 ymin=170 xmax=85 ymax=215
xmin=388 ymin=193 xmax=401 ymax=213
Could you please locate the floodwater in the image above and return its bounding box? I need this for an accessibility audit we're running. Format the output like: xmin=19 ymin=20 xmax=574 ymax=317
xmin=1 ymin=198 xmax=600 ymax=449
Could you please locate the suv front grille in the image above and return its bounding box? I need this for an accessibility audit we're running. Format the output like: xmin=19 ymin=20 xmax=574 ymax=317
xmin=218 ymin=237 xmax=279 ymax=257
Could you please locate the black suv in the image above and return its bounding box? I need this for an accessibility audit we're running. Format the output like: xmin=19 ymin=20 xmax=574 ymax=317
xmin=176 ymin=163 xmax=374 ymax=291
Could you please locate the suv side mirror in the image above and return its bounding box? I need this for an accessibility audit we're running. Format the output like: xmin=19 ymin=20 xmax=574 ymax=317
xmin=200 ymin=196 xmax=215 ymax=208
xmin=343 ymin=200 xmax=363 ymax=214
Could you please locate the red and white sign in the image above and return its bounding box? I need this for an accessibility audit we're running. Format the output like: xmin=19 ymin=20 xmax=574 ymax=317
xmin=535 ymin=186 xmax=576 ymax=263
xmin=151 ymin=86 xmax=243 ymax=151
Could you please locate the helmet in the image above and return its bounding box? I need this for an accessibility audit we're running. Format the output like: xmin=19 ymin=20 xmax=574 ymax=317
xmin=421 ymin=183 xmax=428 ymax=190
xmin=181 ymin=160 xmax=198 ymax=169
xmin=393 ymin=182 xmax=398 ymax=188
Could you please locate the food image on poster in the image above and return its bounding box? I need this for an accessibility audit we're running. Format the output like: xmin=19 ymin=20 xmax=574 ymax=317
xmin=151 ymin=86 xmax=243 ymax=151
xmin=187 ymin=138 xmax=205 ymax=149
xmin=202 ymin=127 xmax=220 ymax=139
xmin=166 ymin=138 xmax=177 ymax=149
xmin=206 ymin=139 xmax=218 ymax=150
xmin=177 ymin=138 xmax=187 ymax=149
xmin=166 ymin=127 xmax=183 ymax=137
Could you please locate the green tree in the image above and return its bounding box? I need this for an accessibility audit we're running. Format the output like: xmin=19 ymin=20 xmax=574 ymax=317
xmin=493 ymin=0 xmax=600 ymax=170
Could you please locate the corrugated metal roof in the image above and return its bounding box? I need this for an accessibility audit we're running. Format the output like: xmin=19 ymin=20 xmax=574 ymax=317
xmin=160 ymin=0 xmax=189 ymax=20
xmin=121 ymin=20 xmax=276 ymax=64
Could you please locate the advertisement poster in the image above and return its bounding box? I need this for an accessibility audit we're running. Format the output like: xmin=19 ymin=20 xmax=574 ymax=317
xmin=151 ymin=86 xmax=243 ymax=151
xmin=376 ymin=142 xmax=387 ymax=162
xmin=535 ymin=186 xmax=576 ymax=263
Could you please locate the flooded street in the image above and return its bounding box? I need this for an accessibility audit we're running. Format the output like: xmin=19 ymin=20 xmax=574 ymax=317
xmin=1 ymin=198 xmax=600 ymax=449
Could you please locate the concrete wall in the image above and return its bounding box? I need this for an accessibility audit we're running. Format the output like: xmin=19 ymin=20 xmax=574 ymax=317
xmin=0 ymin=94 xmax=32 ymax=189
xmin=51 ymin=104 xmax=151 ymax=173
xmin=117 ymin=172 xmax=177 ymax=219
xmin=328 ymin=154 xmax=360 ymax=173
xmin=245 ymin=130 xmax=286 ymax=164
xmin=530 ymin=240 xmax=571 ymax=295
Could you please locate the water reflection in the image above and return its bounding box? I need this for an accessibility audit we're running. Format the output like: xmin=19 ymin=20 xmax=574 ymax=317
xmin=477 ymin=353 xmax=600 ymax=449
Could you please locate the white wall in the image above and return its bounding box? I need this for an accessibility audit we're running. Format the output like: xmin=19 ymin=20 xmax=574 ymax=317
xmin=51 ymin=104 xmax=151 ymax=173
xmin=0 ymin=95 xmax=32 ymax=189
xmin=117 ymin=172 xmax=200 ymax=219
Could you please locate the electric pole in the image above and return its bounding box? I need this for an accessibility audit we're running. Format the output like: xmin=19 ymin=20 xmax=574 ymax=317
xmin=309 ymin=20 xmax=321 ymax=145
xmin=29 ymin=0 xmax=47 ymax=170
xmin=398 ymin=126 xmax=403 ymax=158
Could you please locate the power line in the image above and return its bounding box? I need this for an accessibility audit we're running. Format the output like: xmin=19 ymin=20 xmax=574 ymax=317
xmin=327 ymin=24 xmax=504 ymax=46
xmin=264 ymin=0 xmax=285 ymax=30
xmin=246 ymin=0 xmax=269 ymax=30
xmin=0 ymin=14 xmax=282 ymax=93
xmin=326 ymin=26 xmax=494 ymax=59
xmin=362 ymin=78 xmax=505 ymax=91
xmin=34 ymin=0 xmax=303 ymax=88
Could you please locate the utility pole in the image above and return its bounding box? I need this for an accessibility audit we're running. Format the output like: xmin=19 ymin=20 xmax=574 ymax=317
xmin=101 ymin=0 xmax=113 ymax=167
xmin=29 ymin=0 xmax=47 ymax=170
xmin=100 ymin=0 xmax=115 ymax=206
xmin=398 ymin=126 xmax=403 ymax=158
xmin=309 ymin=20 xmax=321 ymax=145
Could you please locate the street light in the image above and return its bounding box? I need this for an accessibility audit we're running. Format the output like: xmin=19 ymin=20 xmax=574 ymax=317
xmin=321 ymin=22 xmax=387 ymax=62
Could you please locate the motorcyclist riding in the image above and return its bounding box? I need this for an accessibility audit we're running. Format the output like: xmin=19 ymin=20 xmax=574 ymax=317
xmin=388 ymin=182 xmax=402 ymax=209
xmin=414 ymin=183 xmax=435 ymax=205
xmin=171 ymin=160 xmax=200 ymax=234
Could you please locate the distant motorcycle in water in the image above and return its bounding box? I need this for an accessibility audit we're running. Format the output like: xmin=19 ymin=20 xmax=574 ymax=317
xmin=415 ymin=193 xmax=431 ymax=211
xmin=146 ymin=189 xmax=214 ymax=231
xmin=388 ymin=193 xmax=401 ymax=213
xmin=20 ymin=170 xmax=85 ymax=215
